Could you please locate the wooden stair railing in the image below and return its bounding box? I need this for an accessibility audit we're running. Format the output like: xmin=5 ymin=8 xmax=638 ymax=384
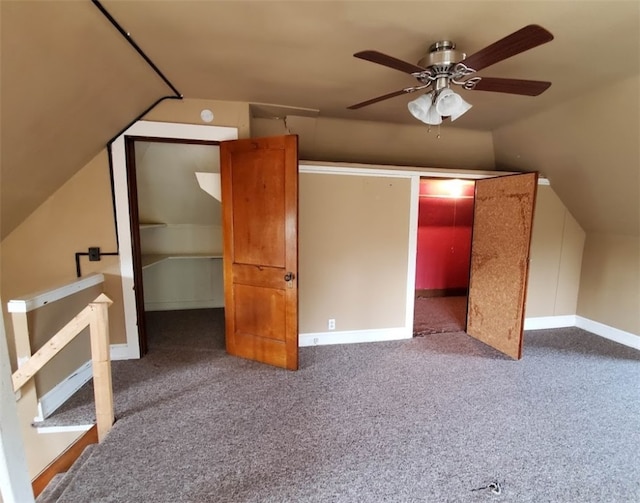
xmin=11 ymin=293 xmax=115 ymax=442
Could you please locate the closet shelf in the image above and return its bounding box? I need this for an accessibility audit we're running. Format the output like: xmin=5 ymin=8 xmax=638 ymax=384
xmin=141 ymin=253 xmax=223 ymax=270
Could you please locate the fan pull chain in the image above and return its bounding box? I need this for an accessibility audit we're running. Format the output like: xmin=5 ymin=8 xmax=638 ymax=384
xmin=426 ymin=125 xmax=442 ymax=139
xmin=426 ymin=124 xmax=442 ymax=139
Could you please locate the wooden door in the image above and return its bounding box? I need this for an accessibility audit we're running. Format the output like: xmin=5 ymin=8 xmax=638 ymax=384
xmin=466 ymin=172 xmax=537 ymax=359
xmin=220 ymin=135 xmax=298 ymax=370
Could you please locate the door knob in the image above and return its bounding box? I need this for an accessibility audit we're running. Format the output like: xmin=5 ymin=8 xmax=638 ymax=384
xmin=284 ymin=272 xmax=295 ymax=282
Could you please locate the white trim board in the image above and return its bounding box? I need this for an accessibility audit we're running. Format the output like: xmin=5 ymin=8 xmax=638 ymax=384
xmin=299 ymin=161 xmax=550 ymax=186
xmin=110 ymin=343 xmax=133 ymax=361
xmin=405 ymin=176 xmax=420 ymax=332
xmin=7 ymin=274 xmax=104 ymax=314
xmin=576 ymin=316 xmax=640 ymax=350
xmin=524 ymin=315 xmax=576 ymax=330
xmin=34 ymin=424 xmax=93 ymax=435
xmin=299 ymin=327 xmax=412 ymax=347
xmin=111 ymin=120 xmax=238 ymax=360
xmin=302 ymin=316 xmax=639 ymax=351
xmin=524 ymin=315 xmax=639 ymax=350
xmin=34 ymin=361 xmax=92 ymax=422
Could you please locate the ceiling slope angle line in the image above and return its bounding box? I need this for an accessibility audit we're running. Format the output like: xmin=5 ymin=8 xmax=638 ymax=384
xmin=0 ymin=0 xmax=178 ymax=240
xmin=348 ymin=25 xmax=554 ymax=126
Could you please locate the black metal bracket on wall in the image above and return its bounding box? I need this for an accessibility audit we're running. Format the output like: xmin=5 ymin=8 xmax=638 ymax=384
xmin=75 ymin=247 xmax=119 ymax=278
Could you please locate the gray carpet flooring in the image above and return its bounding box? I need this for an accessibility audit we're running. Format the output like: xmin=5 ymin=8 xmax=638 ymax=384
xmin=52 ymin=309 xmax=639 ymax=502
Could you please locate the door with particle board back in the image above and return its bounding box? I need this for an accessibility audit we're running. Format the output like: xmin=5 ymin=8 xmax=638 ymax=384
xmin=466 ymin=172 xmax=538 ymax=360
xmin=220 ymin=135 xmax=299 ymax=370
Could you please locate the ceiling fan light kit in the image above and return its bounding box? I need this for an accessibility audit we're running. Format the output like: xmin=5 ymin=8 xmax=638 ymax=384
xmin=408 ymin=89 xmax=473 ymax=125
xmin=435 ymin=88 xmax=472 ymax=120
xmin=348 ymin=25 xmax=554 ymax=125
xmin=408 ymin=93 xmax=442 ymax=125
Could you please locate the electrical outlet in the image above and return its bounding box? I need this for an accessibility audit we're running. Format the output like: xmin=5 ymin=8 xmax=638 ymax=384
xmin=88 ymin=247 xmax=101 ymax=261
xmin=328 ymin=318 xmax=336 ymax=330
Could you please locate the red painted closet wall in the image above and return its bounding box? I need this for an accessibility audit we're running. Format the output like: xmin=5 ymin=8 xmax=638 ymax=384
xmin=415 ymin=179 xmax=475 ymax=291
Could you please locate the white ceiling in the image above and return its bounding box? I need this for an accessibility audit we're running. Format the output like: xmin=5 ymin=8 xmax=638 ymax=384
xmin=103 ymin=0 xmax=640 ymax=130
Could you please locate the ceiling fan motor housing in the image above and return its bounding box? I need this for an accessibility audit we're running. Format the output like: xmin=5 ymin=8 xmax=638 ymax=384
xmin=418 ymin=41 xmax=466 ymax=70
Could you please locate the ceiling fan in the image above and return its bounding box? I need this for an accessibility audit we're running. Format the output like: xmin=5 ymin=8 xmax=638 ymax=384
xmin=348 ymin=25 xmax=554 ymax=125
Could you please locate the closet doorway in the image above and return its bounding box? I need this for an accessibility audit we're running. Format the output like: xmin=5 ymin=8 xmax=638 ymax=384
xmin=413 ymin=178 xmax=475 ymax=336
xmin=125 ymin=138 xmax=223 ymax=354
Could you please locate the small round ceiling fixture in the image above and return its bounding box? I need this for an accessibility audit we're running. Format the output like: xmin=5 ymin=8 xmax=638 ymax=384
xmin=200 ymin=109 xmax=214 ymax=123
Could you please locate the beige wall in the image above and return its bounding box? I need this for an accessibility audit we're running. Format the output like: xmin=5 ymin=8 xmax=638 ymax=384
xmin=494 ymin=76 xmax=640 ymax=336
xmin=252 ymin=115 xmax=495 ymax=170
xmin=299 ymin=172 xmax=585 ymax=334
xmin=0 ymin=98 xmax=250 ymax=479
xmin=299 ymin=173 xmax=412 ymax=333
xmin=578 ymin=234 xmax=640 ymax=335
xmin=493 ymin=75 xmax=639 ymax=236
xmin=0 ymin=0 xmax=172 ymax=240
xmin=2 ymin=99 xmax=249 ymax=349
xmin=526 ymin=185 xmax=585 ymax=318
xmin=0 ymin=151 xmax=123 ymax=479
xmin=1 ymin=151 xmax=124 ymax=361
xmin=144 ymin=99 xmax=251 ymax=139
xmin=2 ymin=91 xmax=633 ymax=480
xmin=257 ymin=108 xmax=494 ymax=335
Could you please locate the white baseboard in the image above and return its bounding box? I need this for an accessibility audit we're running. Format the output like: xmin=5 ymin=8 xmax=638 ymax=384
xmin=576 ymin=316 xmax=640 ymax=350
xmin=524 ymin=315 xmax=576 ymax=330
xmin=524 ymin=314 xmax=639 ymax=350
xmin=110 ymin=315 xmax=639 ymax=357
xmin=110 ymin=343 xmax=139 ymax=361
xmin=34 ymin=424 xmax=93 ymax=434
xmin=144 ymin=300 xmax=223 ymax=311
xmin=299 ymin=327 xmax=412 ymax=347
xmin=34 ymin=361 xmax=92 ymax=422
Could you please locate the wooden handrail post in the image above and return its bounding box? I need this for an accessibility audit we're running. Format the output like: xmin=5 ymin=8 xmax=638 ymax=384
xmin=89 ymin=297 xmax=114 ymax=442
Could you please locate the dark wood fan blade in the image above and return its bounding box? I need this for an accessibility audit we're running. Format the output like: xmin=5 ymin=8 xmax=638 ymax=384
xmin=347 ymin=88 xmax=415 ymax=109
xmin=470 ymin=77 xmax=551 ymax=96
xmin=354 ymin=50 xmax=425 ymax=74
xmin=462 ymin=25 xmax=553 ymax=72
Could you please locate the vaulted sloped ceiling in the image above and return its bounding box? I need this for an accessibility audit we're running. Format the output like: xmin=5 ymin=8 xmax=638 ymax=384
xmin=0 ymin=1 xmax=174 ymax=239
xmin=493 ymin=75 xmax=640 ymax=236
xmin=101 ymin=0 xmax=639 ymax=130
xmin=101 ymin=0 xmax=640 ymax=237
xmin=2 ymin=1 xmax=639 ymax=239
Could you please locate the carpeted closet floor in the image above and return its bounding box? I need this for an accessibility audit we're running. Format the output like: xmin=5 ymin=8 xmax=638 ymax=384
xmin=413 ymin=295 xmax=467 ymax=335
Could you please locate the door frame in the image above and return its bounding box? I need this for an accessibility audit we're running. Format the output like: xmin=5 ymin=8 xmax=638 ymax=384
xmin=414 ymin=176 xmax=476 ymax=333
xmin=110 ymin=121 xmax=237 ymax=360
